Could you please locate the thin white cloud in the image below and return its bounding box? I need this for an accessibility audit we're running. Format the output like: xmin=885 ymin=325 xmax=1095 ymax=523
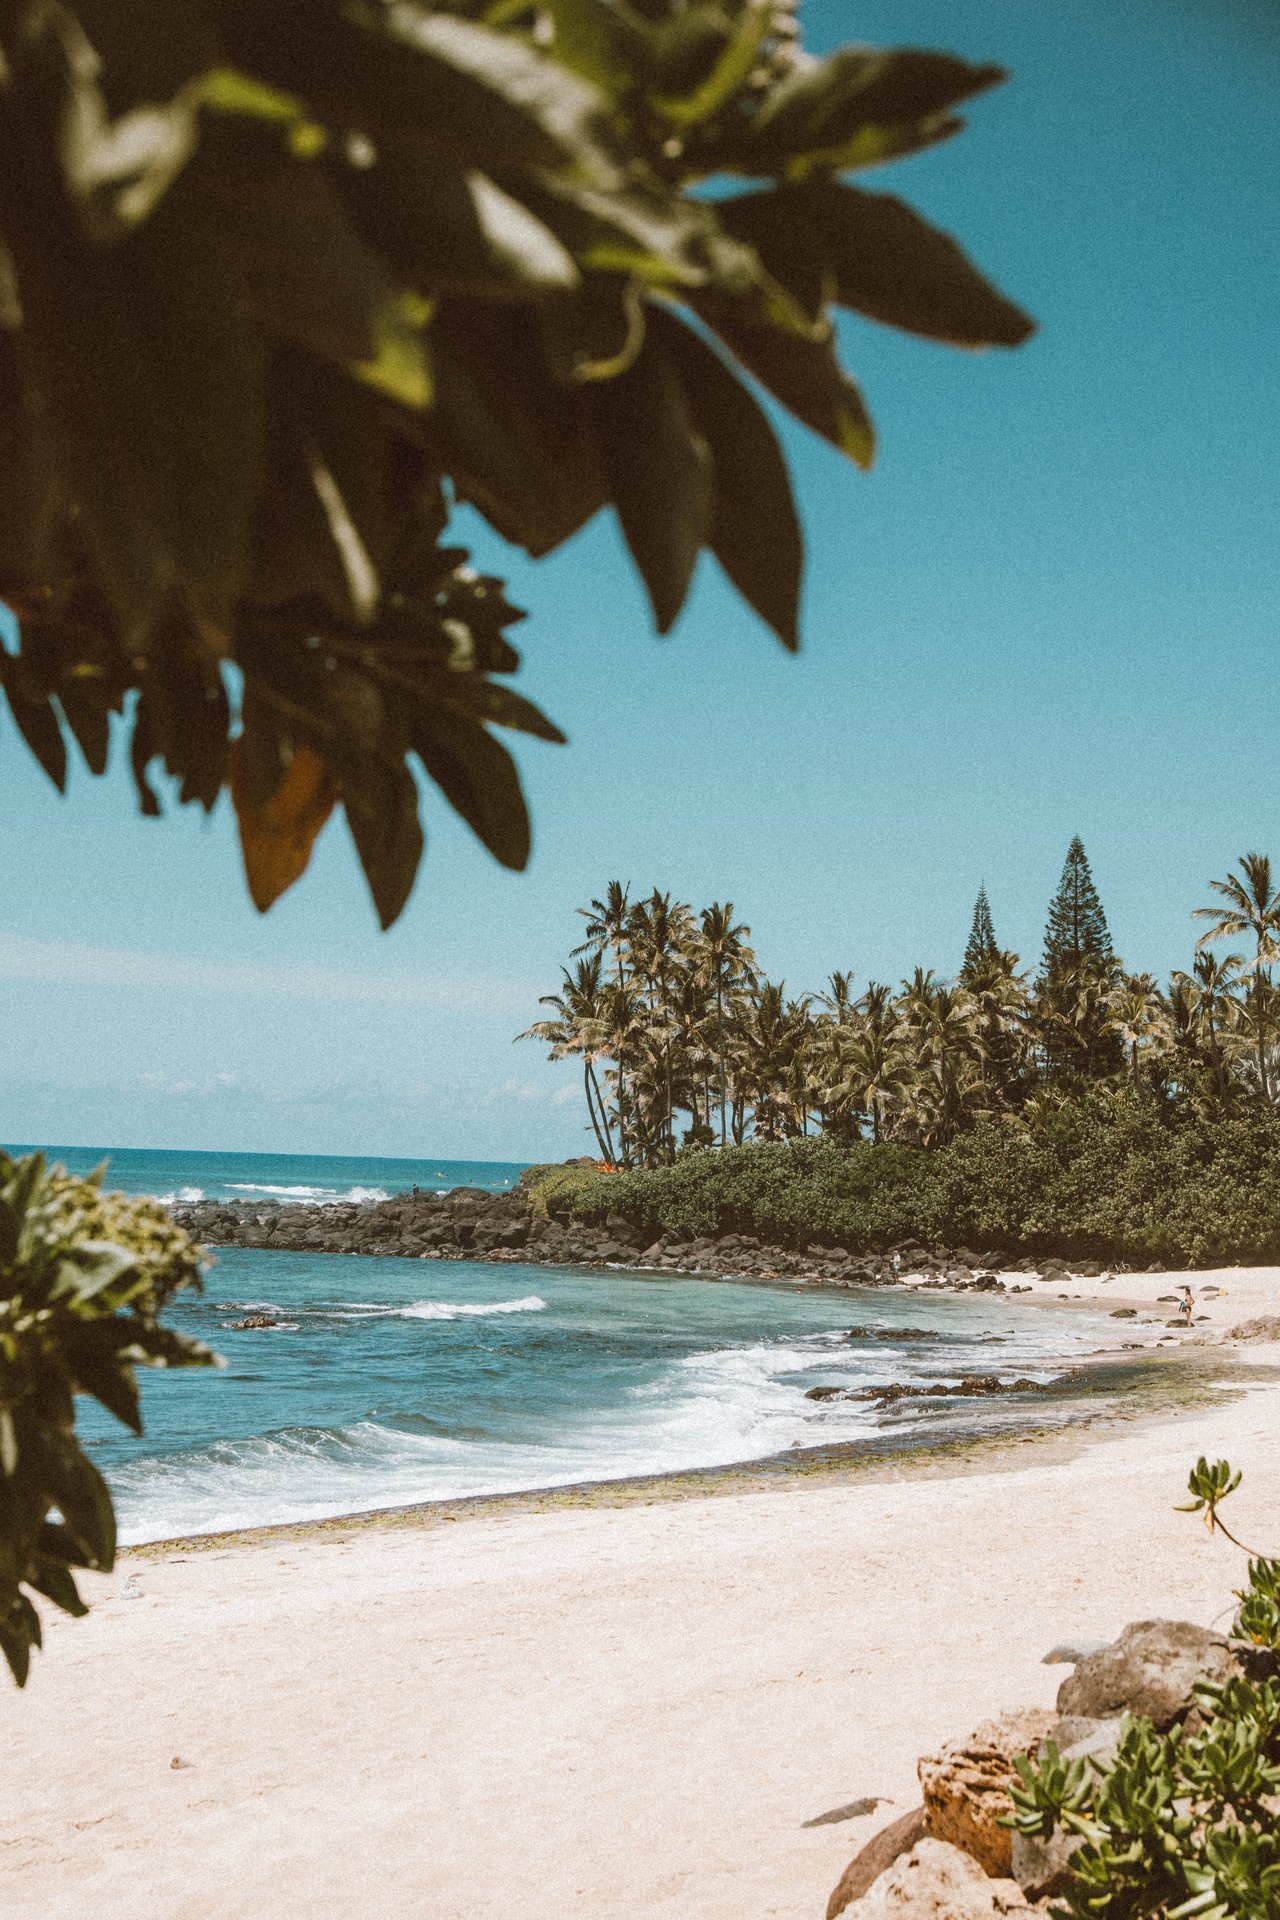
xmin=0 ymin=932 xmax=535 ymax=1013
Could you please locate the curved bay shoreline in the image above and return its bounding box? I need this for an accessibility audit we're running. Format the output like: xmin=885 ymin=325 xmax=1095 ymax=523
xmin=124 ymin=1345 xmax=1251 ymax=1560
xmin=14 ymin=1336 xmax=1280 ymax=1920
xmin=160 ymin=1190 xmax=1280 ymax=1555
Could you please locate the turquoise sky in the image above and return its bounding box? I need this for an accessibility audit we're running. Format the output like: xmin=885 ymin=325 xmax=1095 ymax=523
xmin=2 ymin=0 xmax=1278 ymax=1161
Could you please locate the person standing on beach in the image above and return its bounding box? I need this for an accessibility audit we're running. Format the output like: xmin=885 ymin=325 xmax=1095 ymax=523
xmin=1178 ymin=1286 xmax=1195 ymax=1326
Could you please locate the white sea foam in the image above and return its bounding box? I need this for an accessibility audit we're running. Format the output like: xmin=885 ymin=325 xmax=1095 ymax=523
xmin=102 ymin=1281 xmax=1127 ymax=1545
xmin=398 ymin=1294 xmax=547 ymax=1320
xmin=154 ymin=1186 xmax=205 ymax=1204
xmin=225 ymin=1182 xmax=389 ymax=1205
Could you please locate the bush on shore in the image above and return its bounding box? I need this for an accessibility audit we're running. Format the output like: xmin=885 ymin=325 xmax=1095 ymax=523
xmin=561 ymin=1093 xmax=1280 ymax=1267
xmin=517 ymin=1162 xmax=611 ymax=1218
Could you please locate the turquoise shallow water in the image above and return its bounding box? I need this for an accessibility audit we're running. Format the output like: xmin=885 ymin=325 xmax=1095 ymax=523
xmin=79 ymin=1247 xmax=1134 ymax=1545
xmin=17 ymin=1144 xmax=1149 ymax=1545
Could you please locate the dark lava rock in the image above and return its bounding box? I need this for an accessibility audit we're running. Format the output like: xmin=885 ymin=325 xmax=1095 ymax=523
xmin=807 ymin=1375 xmax=1041 ymax=1405
xmin=844 ymin=1325 xmax=940 ymax=1342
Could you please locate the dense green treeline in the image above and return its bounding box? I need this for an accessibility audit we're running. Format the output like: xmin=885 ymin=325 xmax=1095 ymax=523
xmin=520 ymin=844 xmax=1280 ymax=1263
xmin=561 ymin=1095 xmax=1280 ymax=1268
xmin=520 ymin=844 xmax=1280 ymax=1175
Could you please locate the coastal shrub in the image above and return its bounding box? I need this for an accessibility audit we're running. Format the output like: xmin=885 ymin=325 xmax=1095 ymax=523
xmin=1009 ymin=1459 xmax=1280 ymax=1918
xmin=0 ymin=1153 xmax=216 ymax=1685
xmin=519 ymin=1162 xmax=612 ymax=1218
xmin=571 ymin=1137 xmax=946 ymax=1246
xmin=564 ymin=1095 xmax=1280 ymax=1265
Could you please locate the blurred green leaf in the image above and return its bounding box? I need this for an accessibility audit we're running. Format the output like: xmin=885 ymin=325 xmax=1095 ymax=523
xmin=653 ymin=308 xmax=801 ymax=650
xmin=650 ymin=3 xmax=772 ymax=127
xmin=718 ymin=183 xmax=1034 ymax=348
xmin=741 ymin=47 xmax=1005 ymax=179
xmin=341 ymin=757 xmax=425 ymax=928
xmin=694 ymin=287 xmax=875 ymax=469
xmin=0 ymin=0 xmax=1030 ymax=930
xmin=592 ymin=319 xmax=714 ymax=630
xmin=407 ymin=702 xmax=531 ymax=873
xmin=45 ymin=1438 xmax=116 ymax=1569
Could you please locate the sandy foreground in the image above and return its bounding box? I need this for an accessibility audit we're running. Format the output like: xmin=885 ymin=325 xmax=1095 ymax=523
xmin=5 ymin=1268 xmax=1280 ymax=1920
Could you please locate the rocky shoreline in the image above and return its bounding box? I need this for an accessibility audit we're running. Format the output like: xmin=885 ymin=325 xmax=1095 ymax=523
xmin=168 ymin=1188 xmax=1113 ymax=1292
xmin=826 ymin=1617 xmax=1270 ymax=1917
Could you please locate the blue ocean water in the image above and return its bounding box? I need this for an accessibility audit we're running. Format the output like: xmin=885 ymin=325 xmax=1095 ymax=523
xmin=18 ymin=1144 xmax=1147 ymax=1545
xmin=83 ymin=1253 xmax=1134 ymax=1546
xmin=4 ymin=1144 xmax=529 ymax=1206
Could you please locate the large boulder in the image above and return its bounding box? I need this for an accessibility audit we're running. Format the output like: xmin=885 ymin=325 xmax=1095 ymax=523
xmin=828 ymin=1808 xmax=927 ymax=1920
xmin=1056 ymin=1620 xmax=1239 ymax=1729
xmin=834 ymin=1838 xmax=1041 ymax=1920
xmin=918 ymin=1709 xmax=1054 ymax=1877
xmin=1228 ymin=1315 xmax=1280 ymax=1342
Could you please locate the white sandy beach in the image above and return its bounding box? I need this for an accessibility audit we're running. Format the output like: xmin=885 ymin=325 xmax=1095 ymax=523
xmin=5 ymin=1267 xmax=1280 ymax=1920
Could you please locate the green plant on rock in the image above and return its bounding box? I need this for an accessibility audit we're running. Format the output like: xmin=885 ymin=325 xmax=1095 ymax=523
xmin=0 ymin=1151 xmax=216 ymax=1685
xmin=1008 ymin=1460 xmax=1280 ymax=1918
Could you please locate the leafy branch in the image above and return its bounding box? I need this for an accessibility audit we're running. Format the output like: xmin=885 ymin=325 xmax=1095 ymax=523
xmin=0 ymin=1152 xmax=216 ymax=1686
xmin=0 ymin=0 xmax=1032 ymax=925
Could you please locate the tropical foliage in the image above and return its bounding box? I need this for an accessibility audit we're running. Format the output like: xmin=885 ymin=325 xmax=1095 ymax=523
xmin=522 ymin=849 xmax=1280 ymax=1171
xmin=0 ymin=1152 xmax=214 ymax=1685
xmin=563 ymin=1101 xmax=1280 ymax=1267
xmin=0 ymin=1 xmax=1031 ymax=926
xmin=1009 ymin=1459 xmax=1280 ymax=1920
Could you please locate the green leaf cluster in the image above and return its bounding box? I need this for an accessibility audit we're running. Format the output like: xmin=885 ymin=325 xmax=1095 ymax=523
xmin=0 ymin=1152 xmax=215 ymax=1685
xmin=1009 ymin=1463 xmax=1280 ymax=1920
xmin=0 ymin=1 xmax=1030 ymax=924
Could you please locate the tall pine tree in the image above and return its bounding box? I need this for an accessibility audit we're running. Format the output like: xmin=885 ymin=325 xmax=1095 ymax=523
xmin=1036 ymin=836 xmax=1120 ymax=1081
xmin=960 ymin=884 xmax=999 ymax=982
xmin=1041 ymin=836 xmax=1113 ymax=977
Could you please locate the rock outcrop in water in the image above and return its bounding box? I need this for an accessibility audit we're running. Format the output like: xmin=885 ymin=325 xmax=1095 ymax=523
xmin=168 ymin=1188 xmax=1044 ymax=1292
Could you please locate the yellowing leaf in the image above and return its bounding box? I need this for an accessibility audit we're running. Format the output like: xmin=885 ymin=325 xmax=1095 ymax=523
xmin=354 ymin=293 xmax=434 ymax=409
xmin=229 ymin=740 xmax=337 ymax=913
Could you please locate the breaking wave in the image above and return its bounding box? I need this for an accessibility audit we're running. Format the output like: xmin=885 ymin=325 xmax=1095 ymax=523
xmin=225 ymin=1183 xmax=390 ymax=1204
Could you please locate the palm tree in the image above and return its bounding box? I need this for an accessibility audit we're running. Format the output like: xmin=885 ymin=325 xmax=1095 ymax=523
xmin=837 ymin=982 xmax=909 ymax=1144
xmin=898 ymin=981 xmax=985 ymax=1144
xmin=627 ymin=890 xmax=695 ymax=1159
xmin=597 ymin=979 xmax=647 ymax=1167
xmin=1194 ymin=854 xmax=1280 ymax=1102
xmin=575 ymin=882 xmax=632 ymax=987
xmin=1109 ymin=972 xmax=1162 ymax=1091
xmin=818 ymin=971 xmax=857 ymax=1024
xmin=1173 ymin=950 xmax=1244 ymax=1102
xmin=955 ymin=949 xmax=1030 ymax=1109
xmin=691 ymin=903 xmax=756 ymax=1147
xmin=575 ymin=883 xmax=635 ymax=1153
xmin=517 ymin=955 xmax=616 ymax=1162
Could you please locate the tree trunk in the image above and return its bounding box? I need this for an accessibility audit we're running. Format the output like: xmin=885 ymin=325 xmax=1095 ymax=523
xmin=1257 ymin=948 xmax=1270 ymax=1103
xmin=584 ymin=1060 xmax=615 ymax=1163
xmin=717 ymin=975 xmax=727 ymax=1148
